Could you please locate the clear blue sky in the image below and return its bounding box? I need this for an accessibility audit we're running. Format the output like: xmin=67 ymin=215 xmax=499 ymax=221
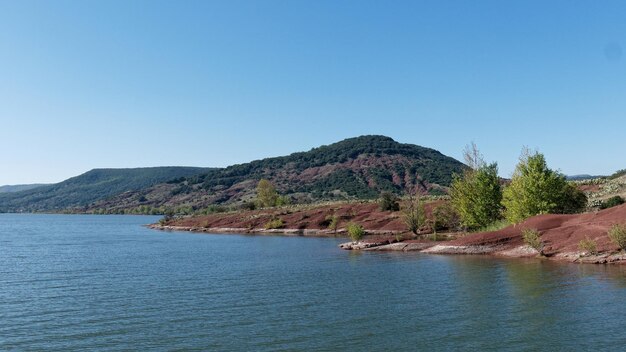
xmin=1 ymin=0 xmax=625 ymax=185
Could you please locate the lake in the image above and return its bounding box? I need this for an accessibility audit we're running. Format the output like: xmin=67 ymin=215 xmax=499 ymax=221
xmin=2 ymin=214 xmax=626 ymax=351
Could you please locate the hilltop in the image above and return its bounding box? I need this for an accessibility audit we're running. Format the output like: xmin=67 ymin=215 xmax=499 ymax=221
xmin=88 ymin=135 xmax=466 ymax=214
xmin=0 ymin=167 xmax=212 ymax=213
xmin=0 ymin=184 xmax=48 ymax=193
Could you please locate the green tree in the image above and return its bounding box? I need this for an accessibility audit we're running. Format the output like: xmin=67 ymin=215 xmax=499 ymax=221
xmin=502 ymin=149 xmax=587 ymax=224
xmin=450 ymin=143 xmax=503 ymax=230
xmin=256 ymin=179 xmax=279 ymax=208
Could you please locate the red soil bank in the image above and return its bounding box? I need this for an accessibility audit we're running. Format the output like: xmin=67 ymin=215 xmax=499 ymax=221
xmin=450 ymin=204 xmax=626 ymax=256
xmin=164 ymin=201 xmax=444 ymax=235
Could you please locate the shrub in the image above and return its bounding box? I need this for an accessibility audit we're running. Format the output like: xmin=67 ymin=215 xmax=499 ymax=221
xmin=600 ymin=196 xmax=625 ymax=210
xmin=578 ymin=236 xmax=598 ymax=255
xmin=432 ymin=202 xmax=460 ymax=231
xmin=379 ymin=192 xmax=400 ymax=211
xmin=276 ymin=195 xmax=292 ymax=207
xmin=158 ymin=215 xmax=172 ymax=226
xmin=264 ymin=218 xmax=284 ymax=230
xmin=346 ymin=222 xmax=366 ymax=242
xmin=522 ymin=228 xmax=543 ymax=253
xmin=402 ymin=194 xmax=426 ymax=235
xmin=240 ymin=201 xmax=257 ymax=211
xmin=326 ymin=214 xmax=339 ymax=233
xmin=608 ymin=224 xmax=626 ymax=250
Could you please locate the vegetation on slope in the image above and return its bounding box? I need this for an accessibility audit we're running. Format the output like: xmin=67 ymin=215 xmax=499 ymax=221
xmin=0 ymin=184 xmax=48 ymax=193
xmin=0 ymin=167 xmax=212 ymax=213
xmin=84 ymin=136 xmax=466 ymax=214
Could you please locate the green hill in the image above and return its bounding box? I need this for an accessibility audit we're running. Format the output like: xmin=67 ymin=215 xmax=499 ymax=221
xmin=0 ymin=184 xmax=48 ymax=193
xmin=88 ymin=136 xmax=466 ymax=213
xmin=0 ymin=167 xmax=212 ymax=213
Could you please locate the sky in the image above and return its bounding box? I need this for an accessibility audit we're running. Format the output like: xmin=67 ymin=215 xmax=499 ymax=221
xmin=1 ymin=0 xmax=625 ymax=185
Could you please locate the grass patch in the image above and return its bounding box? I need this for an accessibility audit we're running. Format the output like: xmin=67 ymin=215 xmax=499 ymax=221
xmin=475 ymin=219 xmax=510 ymax=233
xmin=608 ymin=223 xmax=626 ymax=250
xmin=264 ymin=218 xmax=284 ymax=230
xmin=522 ymin=228 xmax=542 ymax=253
xmin=578 ymin=236 xmax=598 ymax=255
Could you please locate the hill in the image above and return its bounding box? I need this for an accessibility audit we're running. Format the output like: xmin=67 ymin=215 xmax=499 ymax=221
xmin=87 ymin=135 xmax=466 ymax=214
xmin=0 ymin=184 xmax=48 ymax=193
xmin=0 ymin=167 xmax=212 ymax=213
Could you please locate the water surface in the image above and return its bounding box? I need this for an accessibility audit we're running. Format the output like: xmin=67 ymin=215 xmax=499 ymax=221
xmin=2 ymin=214 xmax=626 ymax=351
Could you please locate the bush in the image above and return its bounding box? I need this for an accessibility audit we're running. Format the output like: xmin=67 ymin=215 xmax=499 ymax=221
xmin=158 ymin=215 xmax=172 ymax=226
xmin=402 ymin=194 xmax=426 ymax=235
xmin=578 ymin=236 xmax=598 ymax=255
xmin=326 ymin=214 xmax=339 ymax=233
xmin=379 ymin=192 xmax=400 ymax=211
xmin=600 ymin=196 xmax=625 ymax=210
xmin=432 ymin=202 xmax=460 ymax=231
xmin=608 ymin=224 xmax=626 ymax=250
xmin=275 ymin=195 xmax=292 ymax=207
xmin=346 ymin=222 xmax=366 ymax=242
xmin=522 ymin=228 xmax=543 ymax=253
xmin=264 ymin=218 xmax=284 ymax=230
xmin=502 ymin=150 xmax=587 ymax=224
xmin=240 ymin=201 xmax=257 ymax=211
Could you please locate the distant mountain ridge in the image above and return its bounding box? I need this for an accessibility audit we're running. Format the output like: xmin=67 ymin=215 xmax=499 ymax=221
xmin=566 ymin=174 xmax=604 ymax=181
xmin=0 ymin=167 xmax=213 ymax=213
xmin=87 ymin=135 xmax=467 ymax=214
xmin=0 ymin=184 xmax=49 ymax=193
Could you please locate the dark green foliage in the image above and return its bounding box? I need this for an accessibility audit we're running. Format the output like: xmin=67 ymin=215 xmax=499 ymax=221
xmin=305 ymin=169 xmax=378 ymax=199
xmin=196 ymin=135 xmax=464 ymax=199
xmin=240 ymin=201 xmax=257 ymax=211
xmin=379 ymin=192 xmax=400 ymax=211
xmin=0 ymin=167 xmax=211 ymax=213
xmin=555 ymin=183 xmax=588 ymax=214
xmin=600 ymin=196 xmax=625 ymax=210
xmin=0 ymin=184 xmax=48 ymax=193
xmin=0 ymin=136 xmax=466 ymax=213
xmin=432 ymin=203 xmax=460 ymax=231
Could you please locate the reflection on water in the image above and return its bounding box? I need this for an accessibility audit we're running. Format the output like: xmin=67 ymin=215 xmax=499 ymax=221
xmin=1 ymin=214 xmax=626 ymax=351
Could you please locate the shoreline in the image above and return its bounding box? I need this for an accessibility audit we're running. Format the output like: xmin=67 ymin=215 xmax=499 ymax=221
xmin=147 ymin=223 xmax=402 ymax=237
xmin=148 ymin=223 xmax=626 ymax=264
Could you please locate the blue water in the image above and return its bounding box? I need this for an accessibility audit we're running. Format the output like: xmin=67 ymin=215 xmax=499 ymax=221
xmin=2 ymin=214 xmax=626 ymax=351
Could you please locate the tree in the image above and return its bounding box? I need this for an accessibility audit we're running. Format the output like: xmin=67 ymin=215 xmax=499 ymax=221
xmin=256 ymin=179 xmax=279 ymax=208
xmin=502 ymin=149 xmax=587 ymax=224
xmin=402 ymin=189 xmax=426 ymax=235
xmin=450 ymin=144 xmax=502 ymax=230
xmin=379 ymin=192 xmax=400 ymax=211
